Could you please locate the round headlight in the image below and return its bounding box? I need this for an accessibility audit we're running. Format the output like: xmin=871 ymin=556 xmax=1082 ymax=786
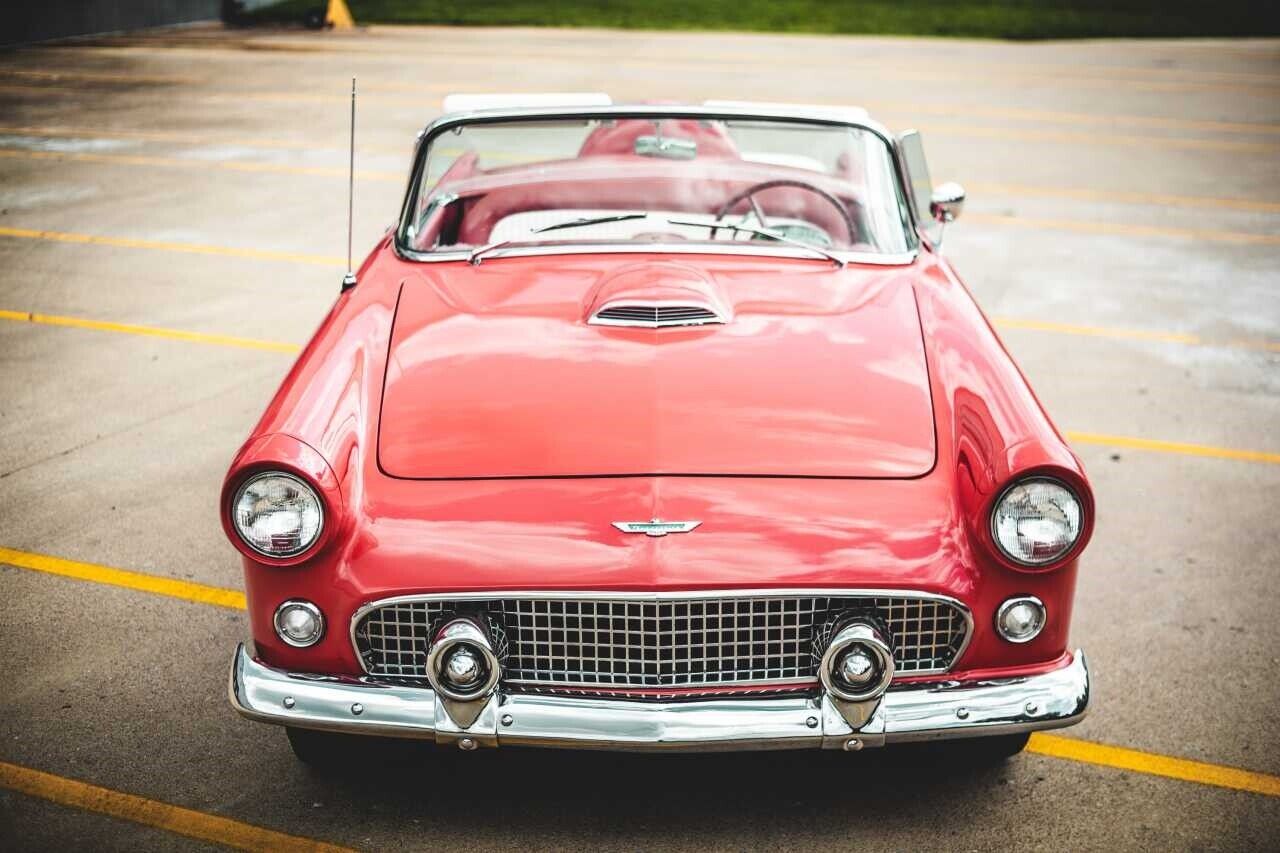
xmin=992 ymin=478 xmax=1082 ymax=566
xmin=232 ymin=472 xmax=323 ymax=558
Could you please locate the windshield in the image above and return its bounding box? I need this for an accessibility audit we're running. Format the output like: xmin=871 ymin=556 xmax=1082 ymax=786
xmin=399 ymin=114 xmax=915 ymax=259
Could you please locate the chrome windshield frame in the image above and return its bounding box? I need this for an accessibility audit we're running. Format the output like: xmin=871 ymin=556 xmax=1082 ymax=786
xmin=393 ymin=104 xmax=922 ymax=267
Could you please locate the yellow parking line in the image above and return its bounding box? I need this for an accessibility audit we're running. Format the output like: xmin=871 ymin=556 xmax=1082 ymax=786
xmin=5 ymin=302 xmax=1278 ymax=363
xmin=0 ymin=146 xmax=402 ymax=182
xmin=992 ymin=317 xmax=1203 ymax=346
xmin=967 ymin=213 xmax=1280 ymax=246
xmin=0 ymin=68 xmax=194 ymax=85
xmin=4 ymin=546 xmax=1279 ymax=802
xmin=0 ymin=124 xmax=407 ymax=156
xmin=0 ymin=226 xmax=344 ymax=267
xmin=5 ymin=137 xmax=1275 ymax=212
xmin=911 ymin=122 xmax=1279 ymax=154
xmin=1029 ymin=734 xmax=1280 ymax=798
xmin=0 ymin=760 xmax=353 ymax=853
xmin=0 ymin=82 xmax=410 ymax=105
xmin=966 ymin=182 xmax=1280 ymax=214
xmin=0 ymin=546 xmax=246 ymax=610
xmin=6 ymin=308 xmax=1276 ymax=469
xmin=861 ymin=99 xmax=1280 ymax=137
xmin=0 ymin=309 xmax=302 ymax=353
xmin=1067 ymin=432 xmax=1280 ymax=465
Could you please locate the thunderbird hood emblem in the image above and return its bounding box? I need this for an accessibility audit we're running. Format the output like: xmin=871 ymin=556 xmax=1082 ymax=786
xmin=612 ymin=519 xmax=701 ymax=537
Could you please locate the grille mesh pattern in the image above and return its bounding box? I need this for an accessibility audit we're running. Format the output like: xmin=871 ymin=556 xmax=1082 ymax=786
xmin=354 ymin=594 xmax=968 ymax=688
xmin=591 ymin=304 xmax=723 ymax=327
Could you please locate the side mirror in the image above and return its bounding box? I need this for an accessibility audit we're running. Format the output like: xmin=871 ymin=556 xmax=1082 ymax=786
xmin=930 ymin=182 xmax=965 ymax=223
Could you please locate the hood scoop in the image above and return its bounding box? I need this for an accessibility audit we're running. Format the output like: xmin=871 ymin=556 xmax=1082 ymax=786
xmin=591 ymin=301 xmax=725 ymax=328
xmin=585 ymin=261 xmax=731 ymax=329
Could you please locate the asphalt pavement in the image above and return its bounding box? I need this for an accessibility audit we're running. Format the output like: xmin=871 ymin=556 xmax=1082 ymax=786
xmin=0 ymin=23 xmax=1277 ymax=851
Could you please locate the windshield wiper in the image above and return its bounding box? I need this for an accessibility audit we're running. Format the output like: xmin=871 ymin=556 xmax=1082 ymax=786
xmin=666 ymin=218 xmax=845 ymax=268
xmin=468 ymin=238 xmax=513 ymax=266
xmin=469 ymin=213 xmax=650 ymax=265
xmin=532 ymin=212 xmax=648 ymax=233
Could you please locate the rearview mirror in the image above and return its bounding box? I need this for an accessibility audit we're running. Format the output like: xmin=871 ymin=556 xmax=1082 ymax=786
xmin=634 ymin=135 xmax=697 ymax=160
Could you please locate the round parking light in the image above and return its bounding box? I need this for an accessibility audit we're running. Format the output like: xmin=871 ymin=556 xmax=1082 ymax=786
xmin=274 ymin=600 xmax=325 ymax=647
xmin=996 ymin=596 xmax=1046 ymax=644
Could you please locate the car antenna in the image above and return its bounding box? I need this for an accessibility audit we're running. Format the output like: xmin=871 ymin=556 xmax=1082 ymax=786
xmin=341 ymin=77 xmax=358 ymax=291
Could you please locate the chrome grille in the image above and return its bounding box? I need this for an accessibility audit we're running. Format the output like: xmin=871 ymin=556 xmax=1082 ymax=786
xmin=590 ymin=303 xmax=724 ymax=328
xmin=353 ymin=592 xmax=969 ymax=689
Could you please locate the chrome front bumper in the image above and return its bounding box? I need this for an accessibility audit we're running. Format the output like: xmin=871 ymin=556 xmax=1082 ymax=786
xmin=229 ymin=644 xmax=1090 ymax=752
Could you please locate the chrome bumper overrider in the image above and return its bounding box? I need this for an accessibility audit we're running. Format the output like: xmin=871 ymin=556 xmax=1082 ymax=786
xmin=230 ymin=644 xmax=1089 ymax=752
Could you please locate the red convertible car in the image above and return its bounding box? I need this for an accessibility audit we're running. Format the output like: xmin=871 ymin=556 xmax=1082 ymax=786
xmin=226 ymin=97 xmax=1092 ymax=763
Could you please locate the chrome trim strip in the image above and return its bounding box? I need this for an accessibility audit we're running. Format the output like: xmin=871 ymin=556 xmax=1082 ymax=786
xmin=348 ymin=588 xmax=975 ymax=680
xmin=395 ymin=242 xmax=918 ymax=267
xmin=230 ymin=645 xmax=1089 ymax=751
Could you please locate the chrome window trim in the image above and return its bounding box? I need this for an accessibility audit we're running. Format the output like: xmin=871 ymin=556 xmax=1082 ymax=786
xmin=349 ymin=588 xmax=973 ymax=683
xmin=394 ymin=104 xmax=922 ymax=265
xmin=394 ymin=242 xmax=918 ymax=267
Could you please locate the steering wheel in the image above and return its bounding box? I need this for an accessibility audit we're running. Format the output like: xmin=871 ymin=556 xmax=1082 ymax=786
xmin=713 ymin=179 xmax=857 ymax=244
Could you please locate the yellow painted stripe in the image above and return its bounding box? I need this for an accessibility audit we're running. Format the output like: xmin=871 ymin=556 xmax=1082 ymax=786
xmin=0 ymin=309 xmax=302 ymax=353
xmin=0 ymin=546 xmax=246 ymax=610
xmin=5 ymin=309 xmax=1275 ymax=469
xmin=9 ymin=304 xmax=1275 ymax=362
xmin=0 ymin=68 xmax=194 ymax=85
xmin=0 ymin=124 xmax=407 ymax=156
xmin=1067 ymin=432 xmax=1280 ymax=465
xmin=0 ymin=226 xmax=343 ymax=267
xmin=864 ymin=98 xmax=1280 ymax=135
xmin=5 ymin=138 xmax=1273 ymax=212
xmin=3 ymin=545 xmax=1279 ymax=803
xmin=0 ymin=760 xmax=353 ymax=852
xmin=992 ymin=317 xmax=1203 ymax=346
xmin=967 ymin=213 xmax=1280 ymax=246
xmin=0 ymin=146 xmax=401 ymax=182
xmin=1029 ymin=734 xmax=1280 ymax=798
xmin=899 ymin=120 xmax=1279 ymax=154
xmin=966 ymin=182 xmax=1280 ymax=214
xmin=1232 ymin=338 xmax=1280 ymax=354
xmin=0 ymin=82 xmax=410 ymax=105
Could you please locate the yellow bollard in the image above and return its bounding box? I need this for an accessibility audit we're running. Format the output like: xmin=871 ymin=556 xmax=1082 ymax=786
xmin=326 ymin=0 xmax=356 ymax=29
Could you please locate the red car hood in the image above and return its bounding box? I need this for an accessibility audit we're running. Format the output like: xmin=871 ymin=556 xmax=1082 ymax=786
xmin=378 ymin=256 xmax=935 ymax=479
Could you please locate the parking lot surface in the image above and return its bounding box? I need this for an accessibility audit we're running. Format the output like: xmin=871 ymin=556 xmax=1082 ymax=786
xmin=0 ymin=23 xmax=1278 ymax=851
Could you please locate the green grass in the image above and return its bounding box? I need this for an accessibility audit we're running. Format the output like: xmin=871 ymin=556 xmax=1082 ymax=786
xmin=250 ymin=0 xmax=1279 ymax=39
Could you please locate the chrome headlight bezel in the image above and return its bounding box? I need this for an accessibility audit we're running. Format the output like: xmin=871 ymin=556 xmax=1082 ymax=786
xmin=231 ymin=470 xmax=325 ymax=559
xmin=989 ymin=476 xmax=1084 ymax=568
